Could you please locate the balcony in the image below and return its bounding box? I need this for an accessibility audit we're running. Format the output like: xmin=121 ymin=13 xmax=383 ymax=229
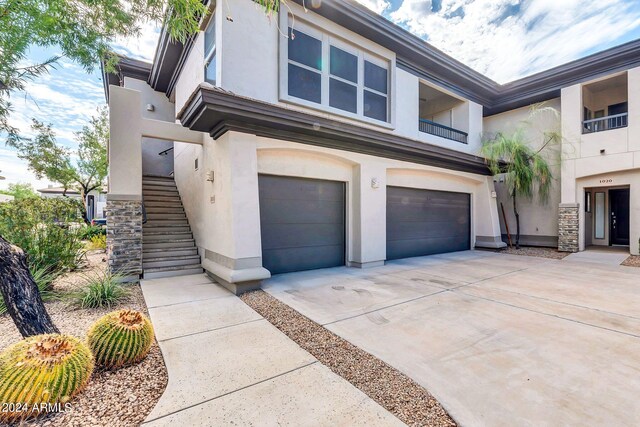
xmin=582 ymin=113 xmax=628 ymax=134
xmin=419 ymin=119 xmax=468 ymax=143
xmin=419 ymin=82 xmax=469 ymax=144
xmin=582 ymin=73 xmax=628 ymax=135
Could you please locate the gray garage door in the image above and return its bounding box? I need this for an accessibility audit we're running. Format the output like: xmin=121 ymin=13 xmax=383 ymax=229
xmin=259 ymin=175 xmax=345 ymax=275
xmin=387 ymin=186 xmax=470 ymax=260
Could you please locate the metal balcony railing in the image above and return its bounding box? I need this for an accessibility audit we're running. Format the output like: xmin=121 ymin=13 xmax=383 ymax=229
xmin=582 ymin=112 xmax=628 ymax=134
xmin=418 ymin=119 xmax=468 ymax=144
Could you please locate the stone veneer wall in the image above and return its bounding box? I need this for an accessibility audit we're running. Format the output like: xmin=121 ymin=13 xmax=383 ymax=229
xmin=106 ymin=199 xmax=143 ymax=279
xmin=558 ymin=203 xmax=579 ymax=252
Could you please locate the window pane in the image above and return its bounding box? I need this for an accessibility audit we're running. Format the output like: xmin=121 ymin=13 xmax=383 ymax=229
xmin=330 ymin=46 xmax=357 ymax=83
xmin=288 ymin=63 xmax=321 ymax=103
xmin=595 ymin=192 xmax=605 ymax=239
xmin=204 ymin=19 xmax=215 ymax=55
xmin=205 ymin=54 xmax=216 ymax=85
xmin=364 ymin=90 xmax=387 ymax=121
xmin=365 ymin=61 xmax=388 ymax=94
xmin=288 ymin=28 xmax=322 ymax=70
xmin=329 ymin=78 xmax=357 ymax=113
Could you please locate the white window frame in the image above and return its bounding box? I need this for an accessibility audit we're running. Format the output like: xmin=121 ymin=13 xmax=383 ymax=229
xmin=279 ymin=15 xmax=395 ymax=128
xmin=204 ymin=13 xmax=217 ymax=85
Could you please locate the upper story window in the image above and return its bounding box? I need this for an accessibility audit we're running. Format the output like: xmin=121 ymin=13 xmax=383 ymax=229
xmin=204 ymin=15 xmax=216 ymax=85
xmin=283 ymin=23 xmax=391 ymax=124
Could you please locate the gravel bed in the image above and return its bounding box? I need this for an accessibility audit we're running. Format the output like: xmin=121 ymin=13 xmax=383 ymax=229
xmin=621 ymin=255 xmax=640 ymax=268
xmin=0 ymin=251 xmax=167 ymax=427
xmin=497 ymin=246 xmax=568 ymax=260
xmin=240 ymin=290 xmax=456 ymax=427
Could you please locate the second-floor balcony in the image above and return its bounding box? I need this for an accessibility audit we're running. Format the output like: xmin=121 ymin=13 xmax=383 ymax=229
xmin=419 ymin=118 xmax=468 ymax=143
xmin=583 ymin=112 xmax=628 ymax=134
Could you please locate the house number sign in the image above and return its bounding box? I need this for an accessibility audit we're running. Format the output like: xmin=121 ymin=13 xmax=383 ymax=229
xmin=599 ymin=178 xmax=613 ymax=184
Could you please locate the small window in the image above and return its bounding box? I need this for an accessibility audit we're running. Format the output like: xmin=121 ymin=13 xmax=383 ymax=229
xmin=329 ymin=46 xmax=357 ymax=113
xmin=204 ymin=16 xmax=216 ymax=85
xmin=364 ymin=60 xmax=388 ymax=121
xmin=194 ymin=157 xmax=199 ymax=171
xmin=288 ymin=28 xmax=322 ymax=103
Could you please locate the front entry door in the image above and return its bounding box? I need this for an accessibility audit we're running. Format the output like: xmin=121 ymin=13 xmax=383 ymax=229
xmin=610 ymin=188 xmax=630 ymax=246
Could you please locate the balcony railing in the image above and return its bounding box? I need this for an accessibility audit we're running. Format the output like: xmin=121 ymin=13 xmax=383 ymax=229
xmin=418 ymin=119 xmax=468 ymax=144
xmin=582 ymin=112 xmax=628 ymax=134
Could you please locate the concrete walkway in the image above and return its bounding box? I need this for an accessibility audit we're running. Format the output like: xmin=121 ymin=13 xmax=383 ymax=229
xmin=140 ymin=273 xmax=402 ymax=426
xmin=564 ymin=246 xmax=630 ymax=265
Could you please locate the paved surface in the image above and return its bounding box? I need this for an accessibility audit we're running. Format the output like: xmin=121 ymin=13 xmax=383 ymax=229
xmin=140 ymin=274 xmax=402 ymax=426
xmin=564 ymin=246 xmax=630 ymax=265
xmin=264 ymin=250 xmax=640 ymax=427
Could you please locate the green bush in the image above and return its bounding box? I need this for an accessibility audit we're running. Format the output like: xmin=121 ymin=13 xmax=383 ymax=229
xmin=69 ymin=270 xmax=129 ymax=309
xmin=0 ymin=197 xmax=84 ymax=271
xmin=79 ymin=225 xmax=106 ymax=240
xmin=0 ymin=263 xmax=59 ymax=315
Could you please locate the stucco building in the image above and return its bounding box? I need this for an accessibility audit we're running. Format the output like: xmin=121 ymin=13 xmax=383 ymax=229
xmin=103 ymin=0 xmax=640 ymax=289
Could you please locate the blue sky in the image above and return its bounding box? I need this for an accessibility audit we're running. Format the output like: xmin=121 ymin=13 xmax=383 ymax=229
xmin=2 ymin=0 xmax=640 ymax=189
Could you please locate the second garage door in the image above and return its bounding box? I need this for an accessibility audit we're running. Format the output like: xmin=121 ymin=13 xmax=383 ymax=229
xmin=259 ymin=175 xmax=345 ymax=275
xmin=387 ymin=186 xmax=470 ymax=260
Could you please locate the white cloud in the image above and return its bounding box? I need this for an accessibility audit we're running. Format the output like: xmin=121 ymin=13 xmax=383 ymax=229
xmin=111 ymin=23 xmax=161 ymax=62
xmin=0 ymin=148 xmax=54 ymax=191
xmin=355 ymin=0 xmax=391 ymax=14
xmin=390 ymin=0 xmax=640 ymax=83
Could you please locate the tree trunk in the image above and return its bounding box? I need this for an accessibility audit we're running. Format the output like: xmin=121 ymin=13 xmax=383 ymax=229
xmin=0 ymin=235 xmax=59 ymax=337
xmin=512 ymin=188 xmax=521 ymax=249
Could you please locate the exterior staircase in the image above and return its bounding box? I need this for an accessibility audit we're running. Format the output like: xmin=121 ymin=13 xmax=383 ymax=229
xmin=142 ymin=175 xmax=203 ymax=279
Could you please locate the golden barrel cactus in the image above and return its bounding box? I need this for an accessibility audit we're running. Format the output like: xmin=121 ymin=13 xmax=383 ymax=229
xmin=87 ymin=309 xmax=154 ymax=369
xmin=0 ymin=334 xmax=94 ymax=423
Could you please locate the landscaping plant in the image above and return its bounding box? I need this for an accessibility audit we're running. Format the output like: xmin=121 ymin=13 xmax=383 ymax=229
xmin=87 ymin=309 xmax=154 ymax=369
xmin=0 ymin=334 xmax=94 ymax=423
xmin=79 ymin=225 xmax=106 ymax=241
xmin=482 ymin=105 xmax=560 ymax=249
xmin=70 ymin=270 xmax=128 ymax=309
xmin=86 ymin=234 xmax=107 ymax=251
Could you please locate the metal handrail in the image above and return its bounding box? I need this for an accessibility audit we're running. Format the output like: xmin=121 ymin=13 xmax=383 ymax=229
xmin=418 ymin=118 xmax=468 ymax=144
xmin=159 ymin=147 xmax=174 ymax=156
xmin=582 ymin=112 xmax=628 ymax=134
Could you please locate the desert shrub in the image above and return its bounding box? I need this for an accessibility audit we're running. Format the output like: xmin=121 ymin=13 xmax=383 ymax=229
xmin=87 ymin=310 xmax=154 ymax=369
xmin=78 ymin=225 xmax=106 ymax=240
xmin=69 ymin=270 xmax=128 ymax=309
xmin=0 ymin=334 xmax=94 ymax=423
xmin=86 ymin=234 xmax=107 ymax=250
xmin=0 ymin=263 xmax=59 ymax=315
xmin=0 ymin=197 xmax=84 ymax=271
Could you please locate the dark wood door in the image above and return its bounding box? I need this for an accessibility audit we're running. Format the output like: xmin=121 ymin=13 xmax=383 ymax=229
xmin=610 ymin=188 xmax=630 ymax=246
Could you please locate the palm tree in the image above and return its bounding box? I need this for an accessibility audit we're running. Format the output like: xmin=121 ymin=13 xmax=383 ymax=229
xmin=482 ymin=106 xmax=560 ymax=249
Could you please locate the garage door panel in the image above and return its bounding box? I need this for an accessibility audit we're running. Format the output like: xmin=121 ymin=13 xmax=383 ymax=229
xmin=261 ymin=223 xmax=344 ymax=250
xmin=259 ymin=175 xmax=345 ymax=275
xmin=260 ymin=199 xmax=344 ymax=224
xmin=261 ymin=245 xmax=346 ymax=275
xmin=387 ymin=186 xmax=470 ymax=260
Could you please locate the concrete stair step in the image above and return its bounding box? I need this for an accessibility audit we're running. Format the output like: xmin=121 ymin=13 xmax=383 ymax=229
xmin=143 ymin=247 xmax=198 ymax=258
xmin=144 ymin=201 xmax=183 ymax=208
xmin=143 ymin=186 xmax=178 ymax=193
xmin=144 ymin=195 xmax=182 ymax=202
xmin=142 ymin=175 xmax=174 ymax=181
xmin=145 ymin=213 xmax=187 ymax=220
xmin=143 ymin=239 xmax=196 ymax=249
xmin=143 ymin=267 xmax=204 ymax=279
xmin=143 ymin=255 xmax=201 ymax=269
xmin=145 ymin=207 xmax=184 ymax=214
xmin=142 ymin=179 xmax=177 ymax=186
xmin=143 ymin=232 xmax=193 ymax=241
xmin=143 ymin=190 xmax=180 ymax=197
xmin=144 ymin=219 xmax=189 ymax=226
xmin=143 ymin=225 xmax=191 ymax=233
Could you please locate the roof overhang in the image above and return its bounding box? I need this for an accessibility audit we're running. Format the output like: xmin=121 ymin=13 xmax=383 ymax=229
xmin=178 ymin=86 xmax=493 ymax=175
xmin=101 ymin=56 xmax=152 ymax=101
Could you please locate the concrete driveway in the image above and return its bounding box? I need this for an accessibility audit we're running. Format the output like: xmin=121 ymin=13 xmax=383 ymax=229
xmin=263 ymin=250 xmax=640 ymax=427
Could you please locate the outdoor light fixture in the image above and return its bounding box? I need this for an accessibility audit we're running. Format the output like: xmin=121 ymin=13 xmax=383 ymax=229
xmin=371 ymin=178 xmax=380 ymax=189
xmin=600 ymin=149 xmax=606 ymax=155
xmin=146 ymin=104 xmax=155 ymax=112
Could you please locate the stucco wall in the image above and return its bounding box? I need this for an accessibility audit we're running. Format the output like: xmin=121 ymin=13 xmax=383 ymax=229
xmin=171 ymin=0 xmax=483 ymax=156
xmin=483 ymin=98 xmax=562 ymax=246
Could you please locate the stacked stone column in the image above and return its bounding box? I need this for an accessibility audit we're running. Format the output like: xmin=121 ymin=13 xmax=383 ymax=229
xmin=558 ymin=203 xmax=579 ymax=252
xmin=106 ymin=198 xmax=143 ymax=279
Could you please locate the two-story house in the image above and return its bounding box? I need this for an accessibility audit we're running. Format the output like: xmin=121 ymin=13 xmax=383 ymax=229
xmin=102 ymin=0 xmax=640 ymax=291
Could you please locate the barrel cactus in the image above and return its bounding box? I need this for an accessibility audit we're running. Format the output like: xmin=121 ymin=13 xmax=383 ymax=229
xmin=87 ymin=309 xmax=154 ymax=369
xmin=0 ymin=334 xmax=94 ymax=423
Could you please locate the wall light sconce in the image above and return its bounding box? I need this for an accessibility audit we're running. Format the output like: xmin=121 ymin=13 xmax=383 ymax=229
xmin=371 ymin=177 xmax=380 ymax=189
xmin=600 ymin=149 xmax=606 ymax=155
xmin=206 ymin=171 xmax=215 ymax=182
xmin=145 ymin=104 xmax=155 ymax=112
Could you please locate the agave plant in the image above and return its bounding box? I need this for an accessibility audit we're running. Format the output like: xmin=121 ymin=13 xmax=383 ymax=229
xmin=87 ymin=309 xmax=154 ymax=369
xmin=0 ymin=334 xmax=94 ymax=423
